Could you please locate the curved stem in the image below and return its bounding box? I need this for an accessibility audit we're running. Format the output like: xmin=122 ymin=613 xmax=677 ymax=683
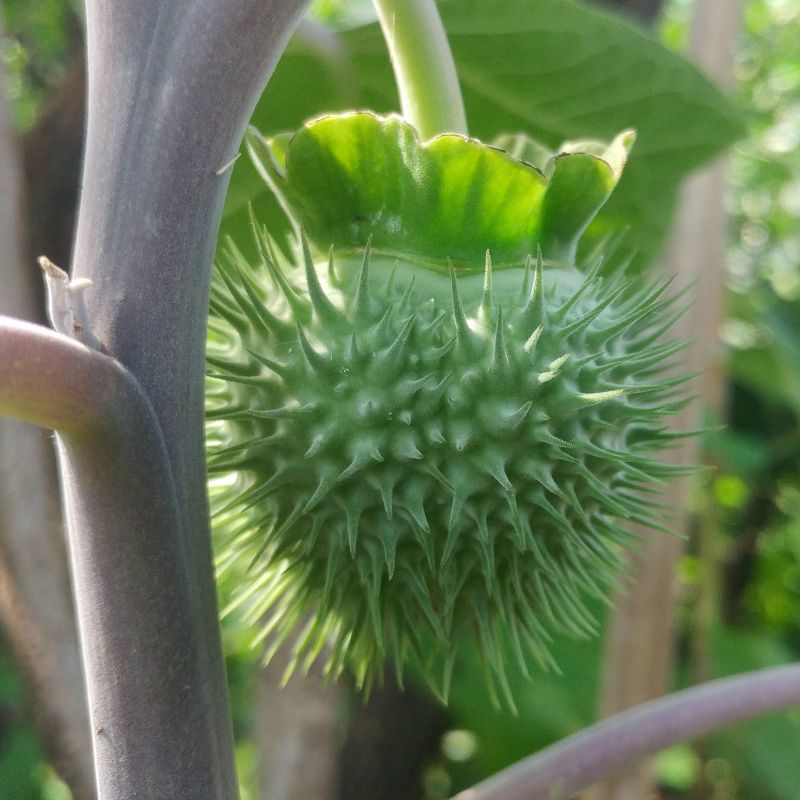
xmin=373 ymin=0 xmax=467 ymax=138
xmin=453 ymin=664 xmax=800 ymax=800
xmin=0 ymin=316 xmax=133 ymax=437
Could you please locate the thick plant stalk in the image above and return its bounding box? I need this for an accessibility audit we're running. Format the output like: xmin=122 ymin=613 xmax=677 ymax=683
xmin=452 ymin=664 xmax=800 ymax=800
xmin=373 ymin=0 xmax=467 ymax=137
xmin=0 ymin=316 xmax=227 ymax=795
xmin=60 ymin=0 xmax=309 ymax=795
xmin=588 ymin=2 xmax=740 ymax=797
xmin=0 ymin=29 xmax=94 ymax=798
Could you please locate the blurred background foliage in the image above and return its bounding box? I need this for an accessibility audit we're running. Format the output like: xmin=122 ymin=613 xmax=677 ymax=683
xmin=2 ymin=0 xmax=800 ymax=798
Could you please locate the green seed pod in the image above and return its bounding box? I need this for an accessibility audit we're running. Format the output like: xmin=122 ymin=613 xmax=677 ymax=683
xmin=207 ymin=113 xmax=691 ymax=702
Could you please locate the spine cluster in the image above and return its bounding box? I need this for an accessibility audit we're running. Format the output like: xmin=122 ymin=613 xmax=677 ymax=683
xmin=207 ymin=223 xmax=690 ymax=703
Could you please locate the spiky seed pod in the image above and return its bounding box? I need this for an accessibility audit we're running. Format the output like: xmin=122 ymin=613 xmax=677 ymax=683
xmin=207 ymin=225 xmax=691 ymax=702
xmin=207 ymin=112 xmax=693 ymax=703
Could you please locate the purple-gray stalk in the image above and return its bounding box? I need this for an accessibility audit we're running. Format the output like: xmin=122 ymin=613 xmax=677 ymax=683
xmin=452 ymin=663 xmax=800 ymax=800
xmin=1 ymin=0 xmax=310 ymax=796
xmin=0 ymin=315 xmax=223 ymax=794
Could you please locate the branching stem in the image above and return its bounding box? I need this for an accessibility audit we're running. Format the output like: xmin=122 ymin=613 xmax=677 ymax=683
xmin=452 ymin=664 xmax=800 ymax=800
xmin=373 ymin=0 xmax=467 ymax=138
xmin=0 ymin=316 xmax=131 ymax=437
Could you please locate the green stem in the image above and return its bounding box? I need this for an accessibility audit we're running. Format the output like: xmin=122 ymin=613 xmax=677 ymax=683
xmin=373 ymin=0 xmax=467 ymax=139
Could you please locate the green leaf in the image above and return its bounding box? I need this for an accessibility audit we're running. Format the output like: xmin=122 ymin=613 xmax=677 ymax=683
xmin=226 ymin=0 xmax=743 ymax=269
xmin=248 ymin=112 xmax=632 ymax=266
xmin=344 ymin=0 xmax=744 ymax=267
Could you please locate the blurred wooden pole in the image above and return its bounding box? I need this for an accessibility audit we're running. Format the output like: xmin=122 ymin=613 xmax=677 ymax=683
xmin=0 ymin=17 xmax=95 ymax=799
xmin=256 ymin=646 xmax=341 ymax=800
xmin=586 ymin=1 xmax=740 ymax=798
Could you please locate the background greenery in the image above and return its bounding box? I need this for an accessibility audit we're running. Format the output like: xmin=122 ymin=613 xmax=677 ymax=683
xmin=2 ymin=0 xmax=800 ymax=798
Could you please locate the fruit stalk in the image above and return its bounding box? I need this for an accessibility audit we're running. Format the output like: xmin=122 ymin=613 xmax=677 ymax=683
xmin=373 ymin=0 xmax=468 ymax=137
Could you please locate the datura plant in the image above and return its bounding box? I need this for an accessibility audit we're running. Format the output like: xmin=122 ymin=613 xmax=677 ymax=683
xmin=206 ymin=111 xmax=691 ymax=704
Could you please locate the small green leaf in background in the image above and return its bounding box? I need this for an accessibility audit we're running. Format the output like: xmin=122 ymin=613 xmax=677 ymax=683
xmin=0 ymin=651 xmax=49 ymax=800
xmin=727 ymin=294 xmax=800 ymax=417
xmin=655 ymin=743 xmax=702 ymax=793
xmin=1 ymin=0 xmax=78 ymax=130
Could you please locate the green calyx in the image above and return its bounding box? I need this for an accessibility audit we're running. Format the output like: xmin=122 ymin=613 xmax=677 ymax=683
xmin=248 ymin=111 xmax=634 ymax=266
xmin=208 ymin=113 xmax=689 ymax=704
